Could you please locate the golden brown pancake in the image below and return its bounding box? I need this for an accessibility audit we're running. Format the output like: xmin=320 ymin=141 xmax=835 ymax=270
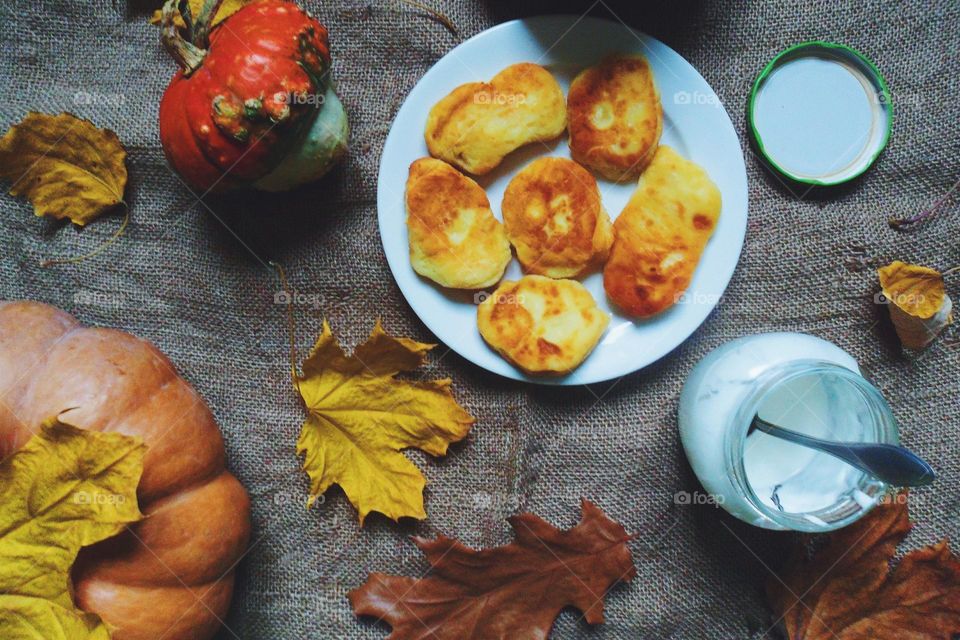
xmin=477 ymin=275 xmax=609 ymax=375
xmin=501 ymin=157 xmax=613 ymax=278
xmin=406 ymin=158 xmax=511 ymax=289
xmin=567 ymin=54 xmax=663 ymax=182
xmin=425 ymin=63 xmax=566 ymax=175
xmin=603 ymin=146 xmax=721 ymax=317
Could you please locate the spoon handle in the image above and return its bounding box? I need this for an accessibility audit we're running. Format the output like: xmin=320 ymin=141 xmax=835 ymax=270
xmin=751 ymin=415 xmax=936 ymax=487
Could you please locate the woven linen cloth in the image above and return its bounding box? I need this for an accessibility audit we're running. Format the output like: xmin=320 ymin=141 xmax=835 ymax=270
xmin=1 ymin=0 xmax=958 ymax=637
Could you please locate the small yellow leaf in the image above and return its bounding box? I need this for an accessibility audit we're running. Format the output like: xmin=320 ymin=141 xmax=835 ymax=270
xmin=878 ymin=260 xmax=954 ymax=349
xmin=878 ymin=260 xmax=947 ymax=319
xmin=0 ymin=418 xmax=145 ymax=639
xmin=296 ymin=321 xmax=474 ymax=525
xmin=149 ymin=0 xmax=254 ymax=28
xmin=0 ymin=112 xmax=127 ymax=226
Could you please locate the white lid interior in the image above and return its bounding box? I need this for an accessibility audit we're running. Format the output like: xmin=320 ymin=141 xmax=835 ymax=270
xmin=752 ymin=46 xmax=891 ymax=184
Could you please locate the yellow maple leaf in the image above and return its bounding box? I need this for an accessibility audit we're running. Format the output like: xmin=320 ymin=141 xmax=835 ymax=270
xmin=0 ymin=112 xmax=127 ymax=226
xmin=295 ymin=321 xmax=474 ymax=525
xmin=0 ymin=419 xmax=145 ymax=639
xmin=878 ymin=260 xmax=954 ymax=349
xmin=149 ymin=0 xmax=254 ymax=29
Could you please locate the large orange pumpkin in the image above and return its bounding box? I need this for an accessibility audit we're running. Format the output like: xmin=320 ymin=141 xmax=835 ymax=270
xmin=0 ymin=301 xmax=251 ymax=640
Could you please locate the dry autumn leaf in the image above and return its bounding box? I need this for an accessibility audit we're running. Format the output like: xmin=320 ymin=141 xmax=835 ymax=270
xmin=0 ymin=112 xmax=127 ymax=226
xmin=349 ymin=499 xmax=636 ymax=639
xmin=0 ymin=419 xmax=145 ymax=640
xmin=767 ymin=494 xmax=960 ymax=639
xmin=296 ymin=320 xmax=474 ymax=524
xmin=878 ymin=260 xmax=954 ymax=349
xmin=149 ymin=0 xmax=253 ymax=28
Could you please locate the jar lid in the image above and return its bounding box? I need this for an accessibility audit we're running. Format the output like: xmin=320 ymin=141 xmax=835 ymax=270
xmin=747 ymin=41 xmax=892 ymax=186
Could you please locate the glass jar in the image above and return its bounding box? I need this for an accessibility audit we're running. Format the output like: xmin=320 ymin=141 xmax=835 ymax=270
xmin=678 ymin=332 xmax=899 ymax=532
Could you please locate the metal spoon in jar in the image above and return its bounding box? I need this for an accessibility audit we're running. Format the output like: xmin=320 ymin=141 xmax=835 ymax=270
xmin=750 ymin=414 xmax=936 ymax=487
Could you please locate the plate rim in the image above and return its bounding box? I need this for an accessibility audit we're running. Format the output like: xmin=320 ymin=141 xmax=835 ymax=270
xmin=377 ymin=14 xmax=749 ymax=386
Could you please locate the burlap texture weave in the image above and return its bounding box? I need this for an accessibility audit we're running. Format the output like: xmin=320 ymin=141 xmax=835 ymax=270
xmin=1 ymin=0 xmax=958 ymax=637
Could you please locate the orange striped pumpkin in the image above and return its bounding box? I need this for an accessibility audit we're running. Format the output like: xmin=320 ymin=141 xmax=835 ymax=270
xmin=0 ymin=301 xmax=251 ymax=639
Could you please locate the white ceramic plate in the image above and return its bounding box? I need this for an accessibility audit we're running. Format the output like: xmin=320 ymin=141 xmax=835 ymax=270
xmin=377 ymin=15 xmax=748 ymax=385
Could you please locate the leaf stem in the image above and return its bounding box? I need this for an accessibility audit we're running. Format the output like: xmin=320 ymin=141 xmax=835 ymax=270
xmin=889 ymin=174 xmax=960 ymax=230
xmin=40 ymin=205 xmax=129 ymax=268
xmin=270 ymin=261 xmax=301 ymax=395
xmin=397 ymin=0 xmax=458 ymax=36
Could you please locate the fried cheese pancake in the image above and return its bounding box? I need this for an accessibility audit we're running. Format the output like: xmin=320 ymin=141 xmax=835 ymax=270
xmin=567 ymin=54 xmax=663 ymax=182
xmin=425 ymin=63 xmax=566 ymax=175
xmin=502 ymin=157 xmax=613 ymax=278
xmin=603 ymin=146 xmax=721 ymax=317
xmin=406 ymin=158 xmax=511 ymax=289
xmin=477 ymin=275 xmax=609 ymax=375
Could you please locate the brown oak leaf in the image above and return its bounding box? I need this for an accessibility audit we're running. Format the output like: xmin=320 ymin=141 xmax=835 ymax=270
xmin=767 ymin=494 xmax=960 ymax=639
xmin=348 ymin=499 xmax=636 ymax=639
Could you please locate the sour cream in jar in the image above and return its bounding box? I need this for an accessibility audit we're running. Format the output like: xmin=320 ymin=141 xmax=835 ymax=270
xmin=678 ymin=333 xmax=899 ymax=532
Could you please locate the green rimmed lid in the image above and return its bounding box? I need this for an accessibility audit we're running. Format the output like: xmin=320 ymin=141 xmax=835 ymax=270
xmin=747 ymin=41 xmax=893 ymax=187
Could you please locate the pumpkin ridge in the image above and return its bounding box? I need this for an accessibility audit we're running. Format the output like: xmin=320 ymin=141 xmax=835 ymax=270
xmin=161 ymin=74 xmax=230 ymax=191
xmin=95 ymin=349 xmax=180 ymax=434
xmin=44 ymin=328 xmax=225 ymax=503
xmin=151 ymin=467 xmax=250 ymax=597
xmin=125 ymin=385 xmax=226 ymax=503
xmin=7 ymin=322 xmax=81 ymax=439
xmin=140 ymin=466 xmax=230 ymax=521
xmin=107 ymin=371 xmax=179 ymax=438
xmin=27 ymin=326 xmax=180 ymax=437
xmin=75 ymin=470 xmax=250 ymax=584
xmin=74 ymin=569 xmax=237 ymax=640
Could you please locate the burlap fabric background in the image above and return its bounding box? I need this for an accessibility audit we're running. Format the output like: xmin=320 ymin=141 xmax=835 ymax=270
xmin=2 ymin=0 xmax=958 ymax=637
